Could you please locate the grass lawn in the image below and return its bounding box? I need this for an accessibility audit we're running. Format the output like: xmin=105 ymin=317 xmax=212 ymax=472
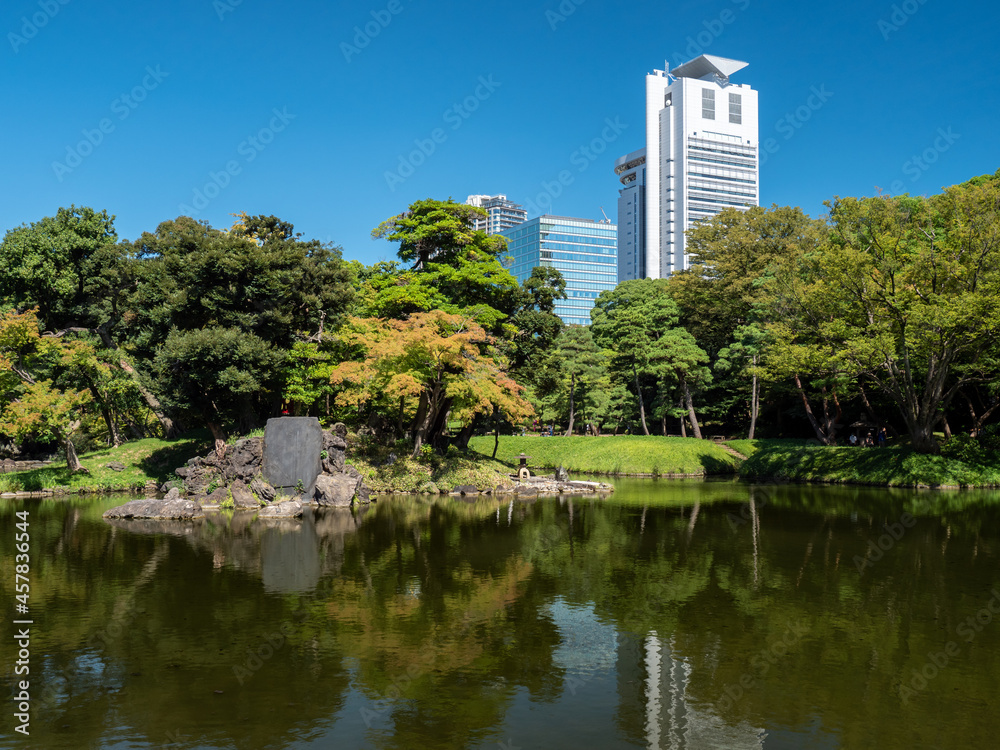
xmin=467 ymin=434 xmax=741 ymax=476
xmin=0 ymin=432 xmax=212 ymax=494
xmin=737 ymin=440 xmax=1000 ymax=488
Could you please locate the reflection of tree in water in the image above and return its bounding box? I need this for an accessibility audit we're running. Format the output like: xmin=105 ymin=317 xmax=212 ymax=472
xmin=6 ymin=486 xmax=1000 ymax=748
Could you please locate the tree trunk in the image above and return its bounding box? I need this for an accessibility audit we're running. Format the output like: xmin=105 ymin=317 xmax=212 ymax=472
xmin=565 ymin=372 xmax=576 ymax=437
xmin=119 ymin=360 xmax=180 ymax=438
xmin=454 ymin=419 xmax=476 ymax=451
xmin=492 ymin=421 xmax=500 ymax=459
xmin=661 ymin=411 xmax=667 ymax=436
xmin=679 ymin=396 xmax=687 ymax=438
xmin=682 ymin=376 xmax=703 ymax=440
xmin=90 ymin=385 xmax=125 ymax=447
xmin=961 ymin=389 xmax=1000 ymax=438
xmin=63 ymin=422 xmax=85 ymax=472
xmin=748 ymin=355 xmax=759 ymax=439
xmin=206 ymin=419 xmax=228 ymax=459
xmin=633 ymin=363 xmax=649 ymax=436
xmin=793 ymin=374 xmax=832 ymax=445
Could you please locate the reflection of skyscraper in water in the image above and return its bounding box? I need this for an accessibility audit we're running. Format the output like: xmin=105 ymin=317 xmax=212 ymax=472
xmin=618 ymin=631 xmax=766 ymax=749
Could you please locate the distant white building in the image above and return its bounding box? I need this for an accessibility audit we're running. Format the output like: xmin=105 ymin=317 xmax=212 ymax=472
xmin=616 ymin=54 xmax=759 ymax=280
xmin=465 ymin=194 xmax=528 ymax=235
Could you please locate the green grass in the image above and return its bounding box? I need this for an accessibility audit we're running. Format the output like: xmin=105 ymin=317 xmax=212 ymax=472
xmin=0 ymin=432 xmax=212 ymax=495
xmin=467 ymin=434 xmax=741 ymax=476
xmin=350 ymin=452 xmax=516 ymax=493
xmin=723 ymin=438 xmax=808 ymax=459
xmin=738 ymin=441 xmax=1000 ymax=488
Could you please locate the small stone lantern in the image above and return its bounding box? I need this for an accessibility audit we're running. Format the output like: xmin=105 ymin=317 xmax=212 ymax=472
xmin=517 ymin=453 xmax=531 ymax=482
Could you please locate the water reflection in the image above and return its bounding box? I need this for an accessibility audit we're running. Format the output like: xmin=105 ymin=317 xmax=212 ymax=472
xmin=2 ymin=483 xmax=1000 ymax=748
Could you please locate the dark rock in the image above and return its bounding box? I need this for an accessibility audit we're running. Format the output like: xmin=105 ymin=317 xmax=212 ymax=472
xmin=106 ymin=461 xmax=126 ymax=472
xmin=250 ymin=477 xmax=276 ymax=503
xmin=262 ymin=417 xmax=323 ymax=496
xmin=230 ymin=479 xmax=258 ymax=509
xmin=314 ymin=474 xmax=360 ymax=507
xmin=355 ymin=481 xmax=372 ymax=504
xmin=555 ymin=466 xmax=569 ymax=482
xmin=515 ymin=486 xmax=538 ymax=497
xmin=174 ymin=466 xmax=190 ymax=479
xmin=454 ymin=485 xmax=480 ymax=496
xmin=332 ymin=422 xmax=348 ymax=439
xmin=225 ymin=437 xmax=263 ymax=482
xmin=321 ymin=432 xmax=347 ymax=474
xmin=103 ymin=498 xmax=204 ymax=520
xmin=259 ymin=500 xmax=303 ymax=518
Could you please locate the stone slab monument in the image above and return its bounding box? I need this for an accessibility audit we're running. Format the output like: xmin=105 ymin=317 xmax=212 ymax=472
xmin=262 ymin=417 xmax=323 ymax=498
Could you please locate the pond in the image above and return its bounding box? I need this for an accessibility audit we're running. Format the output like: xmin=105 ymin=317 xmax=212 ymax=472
xmin=2 ymin=478 xmax=1000 ymax=749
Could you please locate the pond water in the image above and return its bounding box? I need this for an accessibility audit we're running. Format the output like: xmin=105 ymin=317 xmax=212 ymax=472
xmin=2 ymin=479 xmax=1000 ymax=749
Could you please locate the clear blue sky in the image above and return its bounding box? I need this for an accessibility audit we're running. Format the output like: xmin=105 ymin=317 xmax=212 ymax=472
xmin=4 ymin=0 xmax=998 ymax=265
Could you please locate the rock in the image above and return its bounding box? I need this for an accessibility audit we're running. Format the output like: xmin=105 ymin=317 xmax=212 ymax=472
xmin=225 ymin=437 xmax=263 ymax=482
xmin=332 ymin=422 xmax=348 ymax=439
xmin=230 ymin=479 xmax=258 ymax=508
xmin=250 ymin=477 xmax=276 ymax=503
xmin=106 ymin=461 xmax=126 ymax=472
xmin=515 ymin=485 xmax=538 ymax=497
xmin=203 ymin=488 xmax=230 ymax=507
xmin=555 ymin=466 xmax=569 ymax=482
xmin=258 ymin=500 xmax=303 ymax=518
xmin=321 ymin=432 xmax=347 ymax=474
xmin=355 ymin=481 xmax=372 ymax=504
xmin=104 ymin=498 xmax=204 ymax=520
xmin=454 ymin=485 xmax=480 ymax=496
xmin=164 ymin=488 xmax=182 ymax=501
xmin=314 ymin=474 xmax=360 ymax=507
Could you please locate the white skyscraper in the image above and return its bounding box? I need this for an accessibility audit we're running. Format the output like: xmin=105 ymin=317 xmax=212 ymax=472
xmin=465 ymin=194 xmax=527 ymax=235
xmin=616 ymin=54 xmax=759 ymax=280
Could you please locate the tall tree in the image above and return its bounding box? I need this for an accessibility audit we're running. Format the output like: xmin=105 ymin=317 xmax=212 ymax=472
xmin=329 ymin=311 xmax=532 ymax=457
xmin=763 ymin=172 xmax=1000 ymax=453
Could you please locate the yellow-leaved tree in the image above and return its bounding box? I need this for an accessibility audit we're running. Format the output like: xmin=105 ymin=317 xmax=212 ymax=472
xmin=329 ymin=311 xmax=532 ymax=457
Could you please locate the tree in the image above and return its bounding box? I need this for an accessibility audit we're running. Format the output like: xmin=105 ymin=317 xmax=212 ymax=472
xmin=126 ymin=215 xmax=354 ymax=443
xmin=535 ymin=325 xmax=607 ymax=435
xmin=329 ymin=311 xmax=532 ymax=457
xmin=764 ymin=173 xmax=1000 ymax=453
xmin=0 ymin=205 xmax=119 ymax=332
xmin=367 ymin=199 xmax=521 ymax=333
xmin=0 ymin=380 xmax=89 ymax=471
xmin=591 ymin=279 xmax=709 ymax=437
xmin=509 ymin=266 xmax=567 ymax=380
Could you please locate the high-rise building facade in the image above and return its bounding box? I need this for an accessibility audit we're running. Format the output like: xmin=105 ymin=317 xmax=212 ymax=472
xmin=501 ymin=215 xmax=617 ymax=326
xmin=465 ymin=194 xmax=528 ymax=235
xmin=616 ymin=54 xmax=758 ymax=280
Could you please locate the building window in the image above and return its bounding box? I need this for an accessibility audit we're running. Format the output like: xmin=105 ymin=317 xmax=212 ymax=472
xmin=702 ymin=89 xmax=715 ymax=120
xmin=729 ymin=92 xmax=742 ymax=124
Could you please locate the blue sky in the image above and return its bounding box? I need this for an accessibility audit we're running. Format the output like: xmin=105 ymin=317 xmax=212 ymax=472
xmin=4 ymin=0 xmax=998 ymax=265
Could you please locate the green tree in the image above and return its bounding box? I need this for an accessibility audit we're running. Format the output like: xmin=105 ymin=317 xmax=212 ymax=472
xmin=0 ymin=206 xmax=120 ymax=332
xmin=509 ymin=266 xmax=567 ymax=380
xmin=367 ymin=199 xmax=521 ymax=333
xmin=536 ymin=325 xmax=607 ymax=435
xmin=764 ymin=173 xmax=1000 ymax=453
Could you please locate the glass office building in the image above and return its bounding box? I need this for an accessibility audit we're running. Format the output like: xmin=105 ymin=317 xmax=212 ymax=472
xmin=501 ymin=215 xmax=618 ymax=326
